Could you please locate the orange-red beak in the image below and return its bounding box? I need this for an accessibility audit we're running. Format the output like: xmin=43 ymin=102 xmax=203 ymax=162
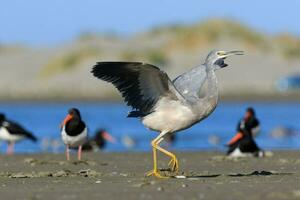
xmin=61 ymin=114 xmax=73 ymax=128
xmin=227 ymin=132 xmax=243 ymax=145
xmin=102 ymin=131 xmax=116 ymax=143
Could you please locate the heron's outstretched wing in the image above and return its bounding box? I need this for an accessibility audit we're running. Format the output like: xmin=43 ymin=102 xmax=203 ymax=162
xmin=91 ymin=62 xmax=184 ymax=117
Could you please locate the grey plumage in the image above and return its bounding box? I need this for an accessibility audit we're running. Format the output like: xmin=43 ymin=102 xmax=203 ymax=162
xmin=92 ymin=50 xmax=243 ymax=177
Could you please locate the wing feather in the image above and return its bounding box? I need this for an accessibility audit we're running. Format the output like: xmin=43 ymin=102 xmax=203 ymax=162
xmin=91 ymin=62 xmax=184 ymax=116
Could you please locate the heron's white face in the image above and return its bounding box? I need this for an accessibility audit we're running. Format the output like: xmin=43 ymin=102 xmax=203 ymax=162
xmin=206 ymin=50 xmax=244 ymax=71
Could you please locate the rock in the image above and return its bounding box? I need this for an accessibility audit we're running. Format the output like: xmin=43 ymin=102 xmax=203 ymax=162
xmin=120 ymin=173 xmax=128 ymax=177
xmin=23 ymin=158 xmax=36 ymax=164
xmin=182 ymin=184 xmax=188 ymax=188
xmin=77 ymin=169 xmax=100 ymax=177
xmin=52 ymin=170 xmax=69 ymax=177
xmin=10 ymin=173 xmax=31 ymax=178
xmin=37 ymin=171 xmax=52 ymax=177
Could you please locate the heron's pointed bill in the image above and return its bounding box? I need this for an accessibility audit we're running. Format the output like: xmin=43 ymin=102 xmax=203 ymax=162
xmin=222 ymin=50 xmax=244 ymax=58
xmin=216 ymin=50 xmax=244 ymax=68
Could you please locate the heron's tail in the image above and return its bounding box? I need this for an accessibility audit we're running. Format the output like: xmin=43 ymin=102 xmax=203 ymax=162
xmin=127 ymin=111 xmax=143 ymax=118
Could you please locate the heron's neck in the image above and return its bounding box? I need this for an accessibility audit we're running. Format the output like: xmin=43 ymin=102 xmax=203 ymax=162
xmin=203 ymin=69 xmax=218 ymax=100
xmin=194 ymin=69 xmax=219 ymax=119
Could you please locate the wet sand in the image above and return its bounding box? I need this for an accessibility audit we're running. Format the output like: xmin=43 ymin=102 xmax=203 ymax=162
xmin=0 ymin=151 xmax=300 ymax=200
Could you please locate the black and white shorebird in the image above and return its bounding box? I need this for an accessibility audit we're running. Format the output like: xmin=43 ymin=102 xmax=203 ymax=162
xmin=92 ymin=50 xmax=243 ymax=178
xmin=228 ymin=137 xmax=265 ymax=157
xmin=0 ymin=113 xmax=37 ymax=154
xmin=61 ymin=108 xmax=88 ymax=161
xmin=227 ymin=107 xmax=265 ymax=157
xmin=82 ymin=129 xmax=116 ymax=151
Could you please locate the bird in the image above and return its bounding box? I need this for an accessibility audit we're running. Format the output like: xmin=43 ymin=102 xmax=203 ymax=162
xmin=0 ymin=113 xmax=37 ymax=154
xmin=61 ymin=108 xmax=88 ymax=161
xmin=82 ymin=129 xmax=116 ymax=151
xmin=227 ymin=136 xmax=265 ymax=158
xmin=91 ymin=50 xmax=243 ymax=178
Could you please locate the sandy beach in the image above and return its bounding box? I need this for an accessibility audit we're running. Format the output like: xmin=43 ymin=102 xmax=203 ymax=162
xmin=0 ymin=151 xmax=299 ymax=200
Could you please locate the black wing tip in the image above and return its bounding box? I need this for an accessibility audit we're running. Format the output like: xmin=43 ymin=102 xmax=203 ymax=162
xmin=92 ymin=61 xmax=147 ymax=69
xmin=23 ymin=131 xmax=37 ymax=142
xmin=28 ymin=133 xmax=37 ymax=142
xmin=91 ymin=61 xmax=158 ymax=77
xmin=91 ymin=61 xmax=143 ymax=78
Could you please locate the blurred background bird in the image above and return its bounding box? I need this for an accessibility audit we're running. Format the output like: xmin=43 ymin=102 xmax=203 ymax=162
xmin=82 ymin=129 xmax=116 ymax=151
xmin=61 ymin=108 xmax=88 ymax=161
xmin=0 ymin=113 xmax=37 ymax=154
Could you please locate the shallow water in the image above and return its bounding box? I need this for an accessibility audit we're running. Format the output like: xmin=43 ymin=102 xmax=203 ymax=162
xmin=0 ymin=101 xmax=299 ymax=153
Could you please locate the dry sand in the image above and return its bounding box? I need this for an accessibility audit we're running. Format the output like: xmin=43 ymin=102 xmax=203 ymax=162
xmin=0 ymin=151 xmax=300 ymax=200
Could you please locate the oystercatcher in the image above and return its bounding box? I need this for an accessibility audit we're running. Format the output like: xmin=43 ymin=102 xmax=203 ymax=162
xmin=82 ymin=129 xmax=116 ymax=151
xmin=61 ymin=108 xmax=88 ymax=161
xmin=0 ymin=113 xmax=37 ymax=154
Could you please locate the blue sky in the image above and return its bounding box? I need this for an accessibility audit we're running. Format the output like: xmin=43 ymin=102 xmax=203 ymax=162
xmin=1 ymin=0 xmax=300 ymax=46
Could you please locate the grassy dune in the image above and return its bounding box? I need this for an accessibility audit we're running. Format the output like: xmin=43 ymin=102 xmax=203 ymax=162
xmin=1 ymin=18 xmax=300 ymax=100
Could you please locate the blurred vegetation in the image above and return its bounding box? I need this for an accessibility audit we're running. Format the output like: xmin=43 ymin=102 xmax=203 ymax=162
xmin=149 ymin=19 xmax=267 ymax=50
xmin=39 ymin=18 xmax=300 ymax=78
xmin=40 ymin=47 xmax=101 ymax=77
xmin=149 ymin=19 xmax=300 ymax=59
xmin=145 ymin=50 xmax=168 ymax=66
xmin=121 ymin=49 xmax=168 ymax=66
xmin=120 ymin=51 xmax=140 ymax=61
xmin=78 ymin=32 xmax=99 ymax=42
xmin=0 ymin=44 xmax=26 ymax=54
xmin=275 ymin=34 xmax=300 ymax=59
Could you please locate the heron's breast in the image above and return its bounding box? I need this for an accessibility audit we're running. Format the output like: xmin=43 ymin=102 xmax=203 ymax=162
xmin=193 ymin=97 xmax=218 ymax=120
xmin=141 ymin=99 xmax=197 ymax=133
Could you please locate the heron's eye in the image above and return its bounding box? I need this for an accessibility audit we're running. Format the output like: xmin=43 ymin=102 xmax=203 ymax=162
xmin=217 ymin=52 xmax=224 ymax=56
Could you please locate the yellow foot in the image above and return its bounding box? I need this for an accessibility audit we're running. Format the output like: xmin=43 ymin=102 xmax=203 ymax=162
xmin=146 ymin=170 xmax=169 ymax=178
xmin=168 ymin=157 xmax=179 ymax=172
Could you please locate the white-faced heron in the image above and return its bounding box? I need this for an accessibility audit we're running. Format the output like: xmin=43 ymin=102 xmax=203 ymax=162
xmin=91 ymin=50 xmax=243 ymax=178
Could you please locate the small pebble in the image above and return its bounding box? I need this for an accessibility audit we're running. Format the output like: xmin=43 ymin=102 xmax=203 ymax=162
xmin=157 ymin=187 xmax=164 ymax=191
xmin=120 ymin=173 xmax=128 ymax=177
xmin=150 ymin=181 xmax=156 ymax=185
xmin=182 ymin=184 xmax=188 ymax=188
xmin=175 ymin=175 xmax=186 ymax=179
xmin=95 ymin=180 xmax=102 ymax=184
xmin=10 ymin=173 xmax=30 ymax=178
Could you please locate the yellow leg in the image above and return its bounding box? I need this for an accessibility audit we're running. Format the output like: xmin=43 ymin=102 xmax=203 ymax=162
xmin=155 ymin=139 xmax=179 ymax=173
xmin=146 ymin=132 xmax=169 ymax=178
xmin=146 ymin=140 xmax=168 ymax=178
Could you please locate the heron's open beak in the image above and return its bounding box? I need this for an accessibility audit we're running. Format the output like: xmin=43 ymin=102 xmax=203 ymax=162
xmin=61 ymin=114 xmax=73 ymax=128
xmin=223 ymin=50 xmax=244 ymax=58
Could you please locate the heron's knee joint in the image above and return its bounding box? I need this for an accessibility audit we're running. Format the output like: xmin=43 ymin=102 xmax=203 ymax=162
xmin=151 ymin=140 xmax=156 ymax=146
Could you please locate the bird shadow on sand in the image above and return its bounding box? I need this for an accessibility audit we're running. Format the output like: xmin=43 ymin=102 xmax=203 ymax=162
xmin=159 ymin=168 xmax=222 ymax=178
xmin=227 ymin=170 xmax=293 ymax=177
xmin=168 ymin=170 xmax=294 ymax=179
